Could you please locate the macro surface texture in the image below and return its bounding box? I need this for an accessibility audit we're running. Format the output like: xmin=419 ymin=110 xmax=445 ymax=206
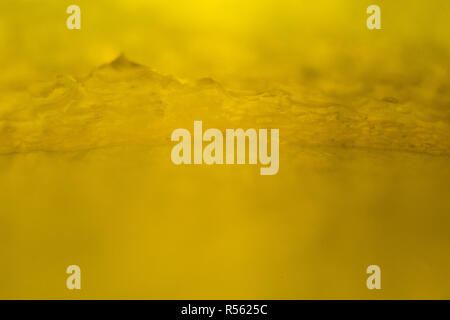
xmin=0 ymin=0 xmax=449 ymax=298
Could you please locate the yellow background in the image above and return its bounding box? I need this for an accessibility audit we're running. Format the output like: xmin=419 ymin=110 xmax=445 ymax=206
xmin=0 ymin=0 xmax=449 ymax=299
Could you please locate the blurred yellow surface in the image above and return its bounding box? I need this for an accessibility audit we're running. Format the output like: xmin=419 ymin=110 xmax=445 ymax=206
xmin=0 ymin=0 xmax=449 ymax=299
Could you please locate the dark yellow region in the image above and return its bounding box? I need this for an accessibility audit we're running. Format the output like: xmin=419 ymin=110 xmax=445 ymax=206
xmin=0 ymin=0 xmax=449 ymax=299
